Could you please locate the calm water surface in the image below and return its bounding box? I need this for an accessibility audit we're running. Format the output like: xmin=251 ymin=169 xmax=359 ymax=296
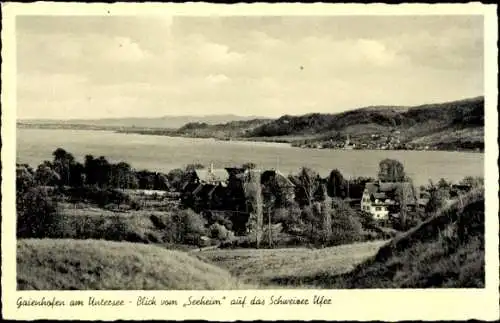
xmin=17 ymin=128 xmax=484 ymax=185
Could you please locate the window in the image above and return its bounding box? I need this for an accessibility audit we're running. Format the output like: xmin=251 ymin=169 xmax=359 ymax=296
xmin=375 ymin=207 xmax=382 ymax=211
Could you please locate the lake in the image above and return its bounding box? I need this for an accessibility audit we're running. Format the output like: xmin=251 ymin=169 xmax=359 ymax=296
xmin=16 ymin=128 xmax=484 ymax=185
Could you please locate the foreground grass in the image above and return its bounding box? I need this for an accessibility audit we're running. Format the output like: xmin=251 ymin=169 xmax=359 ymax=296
xmin=17 ymin=239 xmax=249 ymax=290
xmin=193 ymin=240 xmax=386 ymax=288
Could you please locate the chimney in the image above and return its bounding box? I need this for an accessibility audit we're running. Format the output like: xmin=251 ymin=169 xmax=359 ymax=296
xmin=209 ymin=162 xmax=214 ymax=174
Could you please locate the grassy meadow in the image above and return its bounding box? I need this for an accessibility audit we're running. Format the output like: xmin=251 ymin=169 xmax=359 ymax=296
xmin=17 ymin=239 xmax=250 ymax=290
xmin=193 ymin=240 xmax=386 ymax=288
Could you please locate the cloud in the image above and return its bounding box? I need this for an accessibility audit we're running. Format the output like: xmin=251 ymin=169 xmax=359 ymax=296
xmin=206 ymin=74 xmax=230 ymax=85
xmin=99 ymin=36 xmax=151 ymax=62
xmin=16 ymin=16 xmax=484 ymax=119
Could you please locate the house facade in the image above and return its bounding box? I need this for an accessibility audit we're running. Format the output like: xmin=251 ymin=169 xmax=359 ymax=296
xmin=361 ymin=181 xmax=416 ymax=220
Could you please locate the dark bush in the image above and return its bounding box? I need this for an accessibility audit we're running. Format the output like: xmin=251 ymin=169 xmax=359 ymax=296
xmin=17 ymin=187 xmax=62 ymax=238
xmin=64 ymin=186 xmax=131 ymax=208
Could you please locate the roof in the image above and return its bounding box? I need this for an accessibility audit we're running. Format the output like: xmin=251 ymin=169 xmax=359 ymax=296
xmin=261 ymin=169 xmax=295 ymax=188
xmin=235 ymin=169 xmax=295 ymax=188
xmin=195 ymin=184 xmax=217 ymax=198
xmin=373 ymin=192 xmax=388 ymax=200
xmin=365 ymin=181 xmax=416 ymax=204
xmin=194 ymin=169 xmax=230 ymax=183
xmin=182 ymin=181 xmax=201 ymax=192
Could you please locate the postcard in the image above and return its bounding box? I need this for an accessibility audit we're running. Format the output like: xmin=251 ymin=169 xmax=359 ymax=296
xmin=1 ymin=2 xmax=499 ymax=321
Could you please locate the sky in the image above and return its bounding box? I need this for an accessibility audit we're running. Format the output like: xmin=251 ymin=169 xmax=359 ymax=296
xmin=17 ymin=15 xmax=484 ymax=119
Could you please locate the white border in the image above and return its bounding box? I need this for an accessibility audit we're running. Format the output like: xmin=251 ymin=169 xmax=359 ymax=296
xmin=2 ymin=2 xmax=499 ymax=321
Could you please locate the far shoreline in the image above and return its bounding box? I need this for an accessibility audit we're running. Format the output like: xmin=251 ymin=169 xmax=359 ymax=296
xmin=17 ymin=125 xmax=485 ymax=154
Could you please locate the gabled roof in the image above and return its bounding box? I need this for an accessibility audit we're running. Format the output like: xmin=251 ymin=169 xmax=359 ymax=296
xmin=373 ymin=192 xmax=388 ymax=200
xmin=194 ymin=169 xmax=230 ymax=183
xmin=182 ymin=181 xmax=201 ymax=193
xmin=195 ymin=184 xmax=217 ymax=198
xmin=192 ymin=184 xmax=204 ymax=196
xmin=261 ymin=169 xmax=295 ymax=188
xmin=365 ymin=182 xmax=416 ymax=204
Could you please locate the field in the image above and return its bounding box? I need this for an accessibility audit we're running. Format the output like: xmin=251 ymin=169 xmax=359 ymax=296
xmin=193 ymin=240 xmax=387 ymax=288
xmin=16 ymin=238 xmax=385 ymax=290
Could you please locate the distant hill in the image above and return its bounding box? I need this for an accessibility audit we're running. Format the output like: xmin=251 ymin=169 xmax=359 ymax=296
xmin=171 ymin=96 xmax=484 ymax=151
xmin=246 ymin=96 xmax=484 ymax=138
xmin=18 ymin=114 xmax=269 ymax=130
xmin=18 ymin=96 xmax=484 ymax=151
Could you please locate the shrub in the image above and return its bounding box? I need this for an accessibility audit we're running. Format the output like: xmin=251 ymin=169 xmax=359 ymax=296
xmin=328 ymin=199 xmax=363 ymax=246
xmin=160 ymin=209 xmax=208 ymax=244
xmin=16 ymin=187 xmax=62 ymax=238
xmin=64 ymin=186 xmax=131 ymax=208
xmin=209 ymin=223 xmax=235 ymax=241
xmin=330 ymin=212 xmax=363 ymax=246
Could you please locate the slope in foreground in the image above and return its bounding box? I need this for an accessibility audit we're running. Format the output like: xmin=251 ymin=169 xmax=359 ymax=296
xmin=336 ymin=189 xmax=485 ymax=288
xmin=17 ymin=239 xmax=247 ymax=290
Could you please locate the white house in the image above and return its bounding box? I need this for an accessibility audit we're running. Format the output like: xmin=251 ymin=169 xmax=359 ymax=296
xmin=361 ymin=181 xmax=416 ymax=220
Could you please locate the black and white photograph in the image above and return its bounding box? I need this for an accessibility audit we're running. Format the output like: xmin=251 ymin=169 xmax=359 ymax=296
xmin=2 ymin=3 xmax=498 ymax=320
xmin=11 ymin=10 xmax=490 ymax=291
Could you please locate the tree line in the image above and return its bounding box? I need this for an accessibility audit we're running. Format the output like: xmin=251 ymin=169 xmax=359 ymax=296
xmin=16 ymin=148 xmax=484 ymax=248
xmin=30 ymin=148 xmax=170 ymax=190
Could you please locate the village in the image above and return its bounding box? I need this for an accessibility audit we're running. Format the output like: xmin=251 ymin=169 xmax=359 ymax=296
xmin=292 ymin=131 xmax=444 ymax=151
xmin=174 ymin=161 xmax=474 ymax=237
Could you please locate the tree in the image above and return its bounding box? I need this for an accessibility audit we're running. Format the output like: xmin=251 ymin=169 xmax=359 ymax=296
xmin=378 ymin=159 xmax=406 ymax=182
xmin=182 ymin=209 xmax=207 ymax=237
xmin=69 ymin=162 xmax=85 ymax=187
xmin=34 ymin=162 xmax=61 ymax=186
xmin=16 ymin=164 xmax=35 ymax=193
xmin=425 ymin=184 xmax=449 ymax=214
xmin=460 ymin=176 xmax=484 ymax=188
xmin=290 ymin=167 xmax=321 ymax=207
xmin=327 ymin=169 xmax=346 ymax=198
xmin=168 ymin=209 xmax=207 ymax=244
xmin=301 ymin=205 xmax=317 ymax=240
xmin=52 ymin=148 xmax=76 ymax=186
xmin=319 ymin=196 xmax=333 ymax=245
xmin=154 ymin=173 xmax=170 ymax=191
xmin=84 ymin=155 xmax=98 ymax=185
xmin=110 ymin=162 xmax=132 ymax=188
xmin=167 ymin=168 xmax=187 ymax=191
xmin=437 ymin=178 xmax=452 ymax=190
xmin=261 ymin=171 xmax=292 ymax=209
xmin=314 ymin=181 xmax=328 ymax=202
xmin=17 ymin=187 xmax=61 ymax=238
xmin=330 ymin=198 xmax=363 ymax=246
xmin=394 ymin=183 xmax=416 ymax=230
xmin=243 ymin=170 xmax=264 ymax=248
xmin=242 ymin=162 xmax=257 ymax=170
xmin=95 ymin=156 xmax=112 ymax=187
xmin=185 ymin=163 xmax=205 ymax=172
